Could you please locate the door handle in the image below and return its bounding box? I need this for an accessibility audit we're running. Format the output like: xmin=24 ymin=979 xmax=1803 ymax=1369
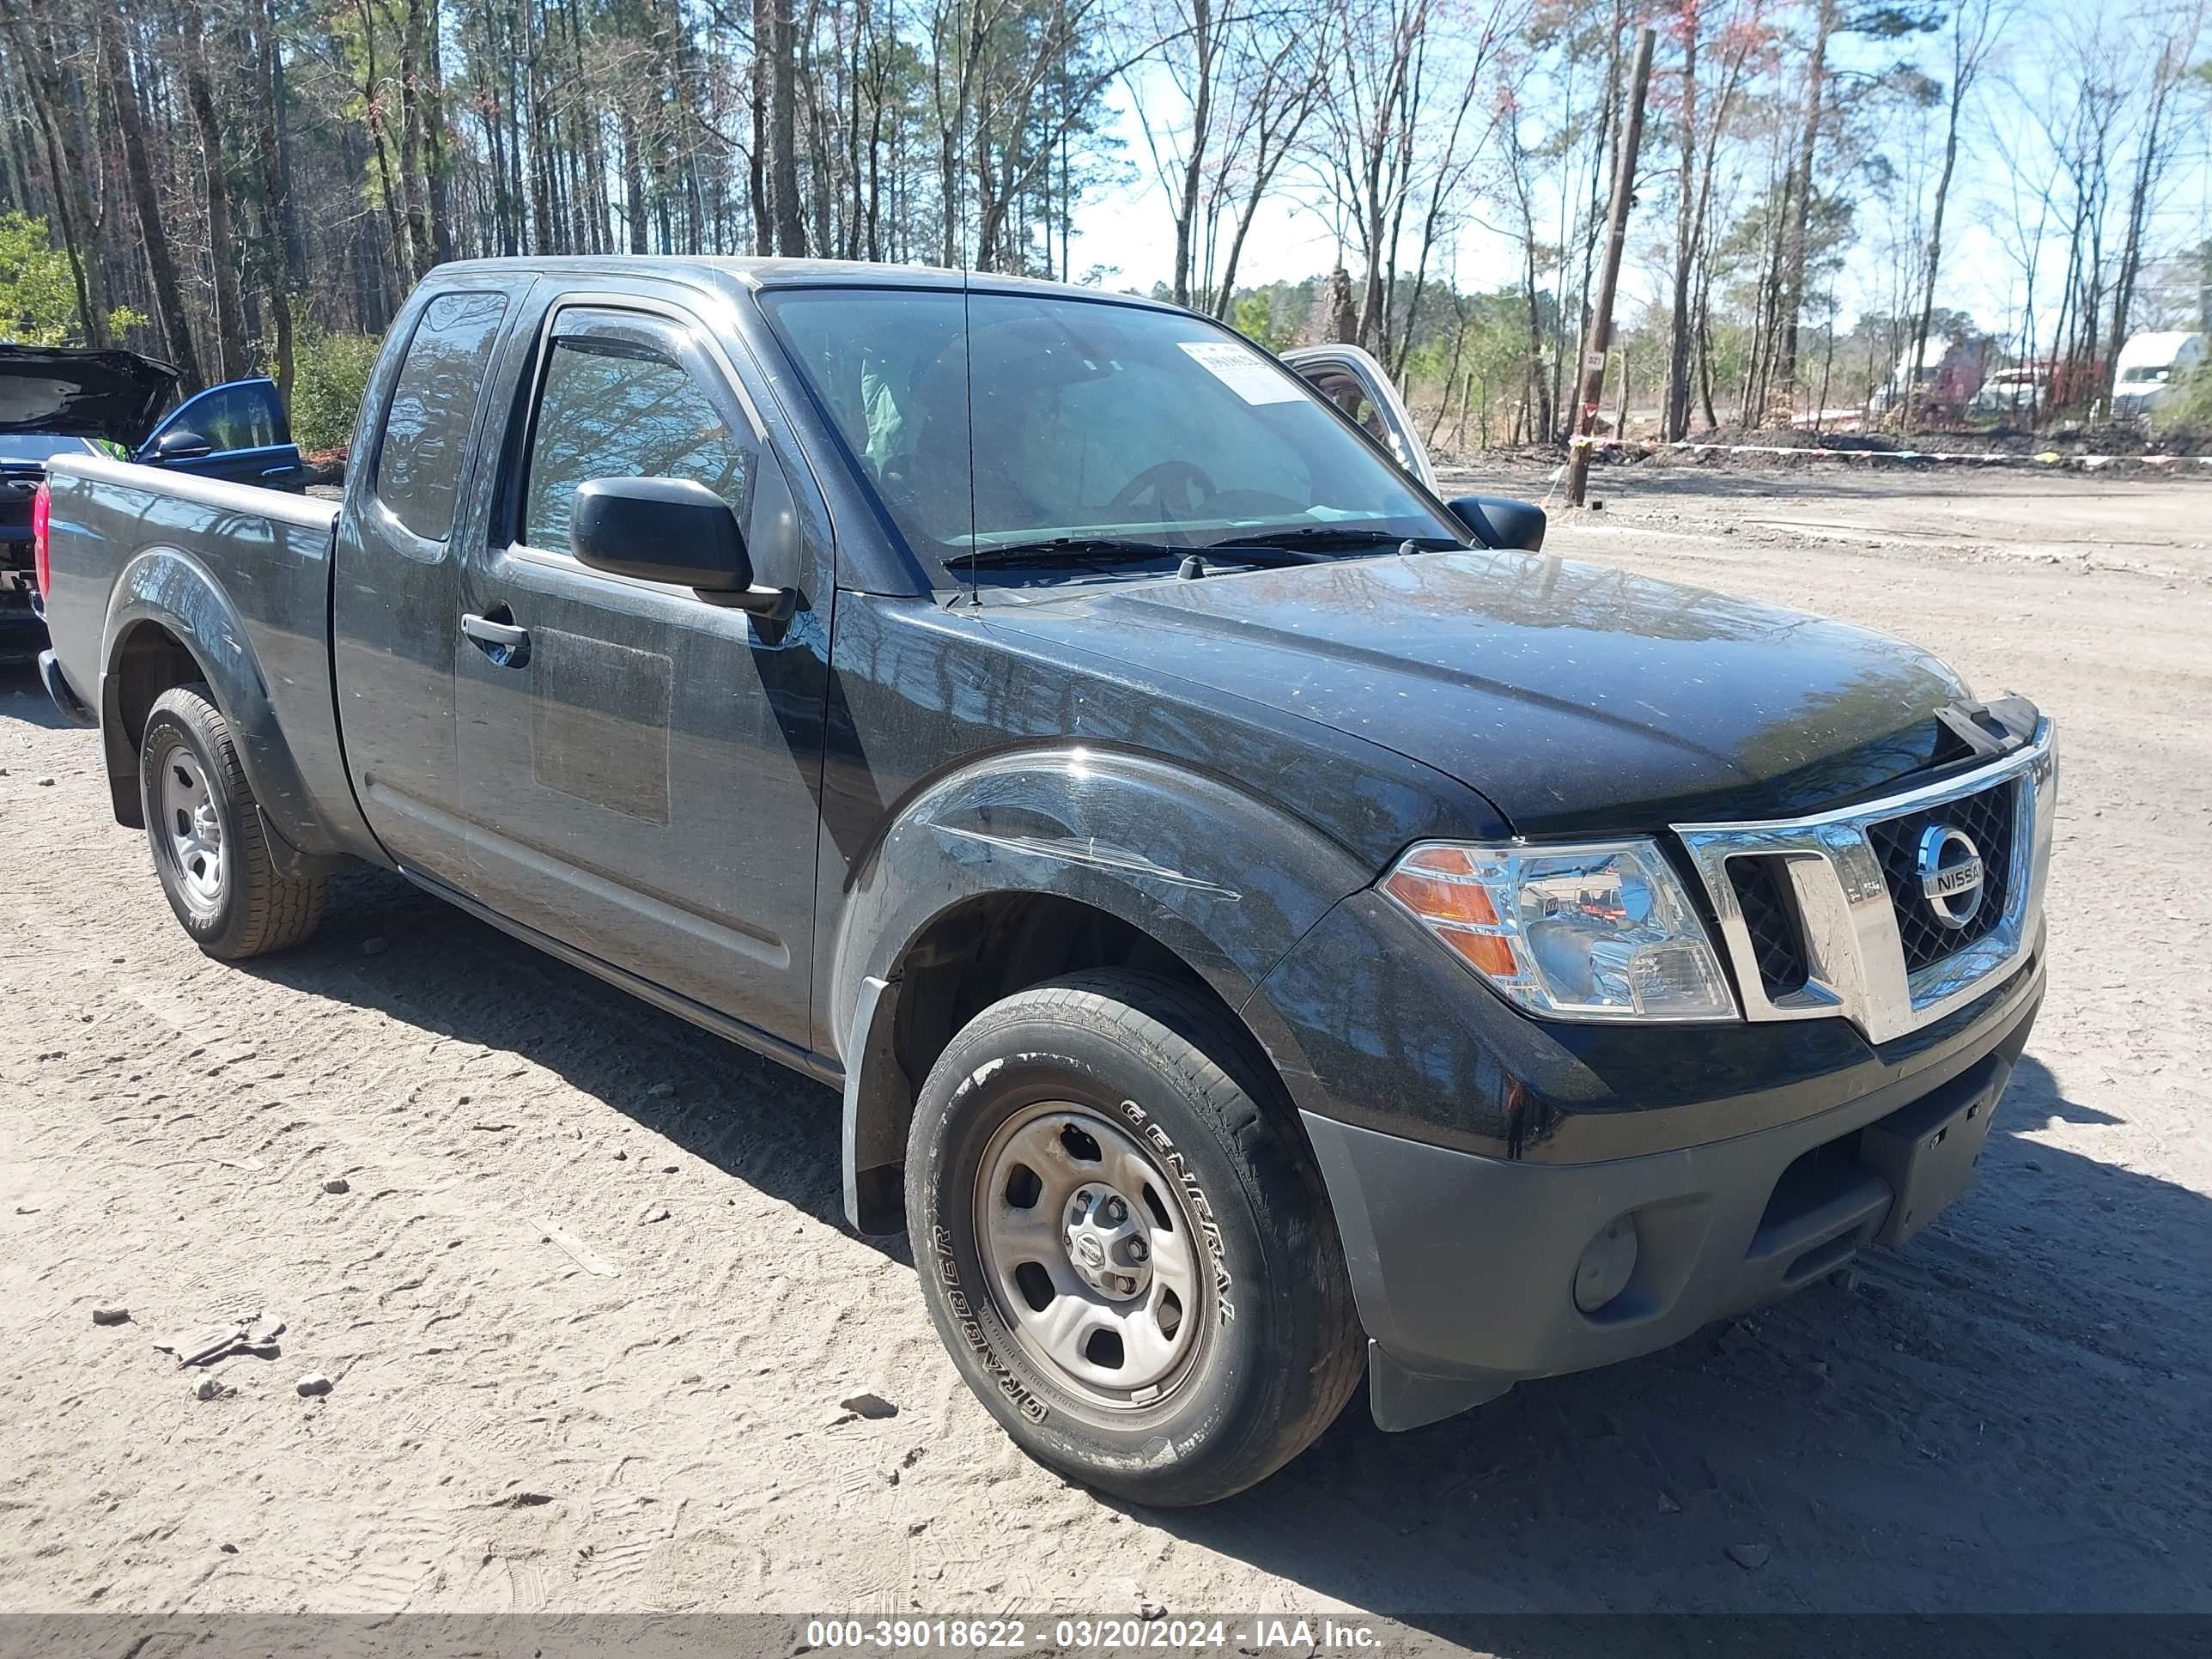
xmin=461 ymin=611 xmax=531 ymax=667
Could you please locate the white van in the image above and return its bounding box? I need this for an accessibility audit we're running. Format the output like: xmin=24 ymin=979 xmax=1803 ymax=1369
xmin=2111 ymin=331 xmax=2207 ymax=422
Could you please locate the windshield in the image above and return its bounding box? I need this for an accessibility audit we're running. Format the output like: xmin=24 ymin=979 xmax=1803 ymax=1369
xmin=0 ymin=434 xmax=98 ymax=464
xmin=763 ymin=287 xmax=1455 ymax=580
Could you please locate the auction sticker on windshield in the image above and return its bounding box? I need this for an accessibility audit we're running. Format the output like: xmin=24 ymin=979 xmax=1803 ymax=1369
xmin=1178 ymin=340 xmax=1304 ymax=404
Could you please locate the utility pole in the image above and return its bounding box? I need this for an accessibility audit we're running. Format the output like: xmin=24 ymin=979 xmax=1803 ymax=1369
xmin=1565 ymin=25 xmax=1657 ymax=509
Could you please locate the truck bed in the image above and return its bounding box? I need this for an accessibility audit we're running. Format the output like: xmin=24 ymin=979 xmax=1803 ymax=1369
xmin=40 ymin=456 xmax=362 ymax=863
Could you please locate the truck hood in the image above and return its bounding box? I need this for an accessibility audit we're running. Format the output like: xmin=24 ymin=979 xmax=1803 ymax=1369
xmin=0 ymin=344 xmax=179 ymax=445
xmin=987 ymin=549 xmax=1972 ymax=836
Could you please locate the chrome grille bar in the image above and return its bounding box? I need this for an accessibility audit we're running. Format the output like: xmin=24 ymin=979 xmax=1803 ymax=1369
xmin=1673 ymin=719 xmax=2056 ymax=1044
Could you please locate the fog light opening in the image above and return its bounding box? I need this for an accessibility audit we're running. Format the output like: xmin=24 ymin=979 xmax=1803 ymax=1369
xmin=1573 ymin=1214 xmax=1639 ymax=1315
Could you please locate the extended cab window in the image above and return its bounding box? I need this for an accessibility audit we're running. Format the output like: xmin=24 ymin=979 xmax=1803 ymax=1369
xmin=376 ymin=289 xmax=510 ymax=542
xmin=523 ymin=334 xmax=753 ymax=556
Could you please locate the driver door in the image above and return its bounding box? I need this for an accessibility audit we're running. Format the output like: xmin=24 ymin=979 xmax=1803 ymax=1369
xmin=451 ymin=297 xmax=830 ymax=1047
xmin=1282 ymin=344 xmax=1436 ymax=490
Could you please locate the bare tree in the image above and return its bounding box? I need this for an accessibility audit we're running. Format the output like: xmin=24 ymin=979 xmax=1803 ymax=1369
xmin=2 ymin=0 xmax=2196 ymax=462
xmin=1907 ymin=0 xmax=2008 ymax=428
xmin=1206 ymin=23 xmax=1326 ymax=313
xmin=1129 ymin=0 xmax=1326 ymax=309
xmin=2100 ymin=0 xmax=2205 ymax=402
xmin=98 ymin=6 xmax=203 ymax=386
xmin=180 ymin=0 xmax=250 ymax=380
xmin=1773 ymin=0 xmax=1834 ymax=418
xmin=0 ymin=0 xmax=112 ymax=345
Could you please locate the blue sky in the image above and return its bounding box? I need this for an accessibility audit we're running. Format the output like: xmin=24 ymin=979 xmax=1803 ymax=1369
xmin=1069 ymin=22 xmax=2212 ymax=343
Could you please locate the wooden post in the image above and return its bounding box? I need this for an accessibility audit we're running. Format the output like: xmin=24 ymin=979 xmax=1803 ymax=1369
xmin=1565 ymin=26 xmax=1657 ymax=508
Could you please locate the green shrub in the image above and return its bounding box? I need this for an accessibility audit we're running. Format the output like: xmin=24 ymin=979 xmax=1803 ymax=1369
xmin=285 ymin=325 xmax=382 ymax=455
xmin=0 ymin=210 xmax=143 ymax=343
xmin=1233 ymin=291 xmax=1298 ymax=354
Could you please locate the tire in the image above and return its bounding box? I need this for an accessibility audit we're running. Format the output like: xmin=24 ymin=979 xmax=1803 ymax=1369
xmin=138 ymin=684 xmax=325 ymax=959
xmin=906 ymin=969 xmax=1363 ymax=1506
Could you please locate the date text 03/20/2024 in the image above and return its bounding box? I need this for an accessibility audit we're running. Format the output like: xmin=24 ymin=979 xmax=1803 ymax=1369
xmin=800 ymin=1618 xmax=1383 ymax=1651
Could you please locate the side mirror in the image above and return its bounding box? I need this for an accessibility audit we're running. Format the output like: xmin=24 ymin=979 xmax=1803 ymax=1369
xmin=145 ymin=428 xmax=214 ymax=464
xmin=572 ymin=477 xmax=796 ymax=621
xmin=1448 ymin=495 xmax=1547 ymax=552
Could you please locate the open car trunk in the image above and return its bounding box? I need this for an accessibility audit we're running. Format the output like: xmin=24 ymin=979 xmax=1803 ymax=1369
xmin=0 ymin=344 xmax=180 ymax=447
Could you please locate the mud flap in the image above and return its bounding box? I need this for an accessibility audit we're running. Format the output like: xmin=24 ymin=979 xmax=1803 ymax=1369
xmin=842 ymin=974 xmax=911 ymax=1236
xmin=258 ymin=806 xmax=351 ymax=881
xmin=1366 ymin=1340 xmax=1515 ymax=1432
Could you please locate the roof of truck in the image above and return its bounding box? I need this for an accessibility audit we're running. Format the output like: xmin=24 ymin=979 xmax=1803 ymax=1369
xmin=424 ymin=254 xmax=1175 ymax=309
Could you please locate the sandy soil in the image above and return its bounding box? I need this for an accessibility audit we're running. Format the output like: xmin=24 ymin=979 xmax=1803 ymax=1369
xmin=2 ymin=467 xmax=2207 ymax=1631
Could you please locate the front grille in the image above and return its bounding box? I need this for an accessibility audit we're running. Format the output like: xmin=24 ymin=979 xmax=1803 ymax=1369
xmin=1727 ymin=856 xmax=1809 ymax=997
xmin=1674 ymin=722 xmax=2050 ymax=1042
xmin=1864 ymin=780 xmax=2018 ymax=973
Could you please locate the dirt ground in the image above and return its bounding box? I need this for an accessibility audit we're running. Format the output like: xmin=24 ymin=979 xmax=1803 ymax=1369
xmin=2 ymin=466 xmax=2207 ymax=1635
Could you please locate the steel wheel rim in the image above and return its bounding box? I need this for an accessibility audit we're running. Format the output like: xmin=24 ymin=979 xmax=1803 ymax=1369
xmin=974 ymin=1101 xmax=1207 ymax=1410
xmin=156 ymin=741 xmax=227 ymax=914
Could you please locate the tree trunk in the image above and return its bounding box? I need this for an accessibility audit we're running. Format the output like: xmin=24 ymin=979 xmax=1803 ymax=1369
xmin=182 ymin=0 xmax=249 ymax=379
xmin=400 ymin=0 xmax=433 ymax=279
xmin=750 ymin=0 xmax=772 ymax=253
xmin=526 ymin=8 xmax=555 ymax=253
xmin=1910 ymin=2 xmax=2005 ymax=431
xmin=1170 ymin=0 xmax=1213 ymax=308
xmin=251 ymin=0 xmax=299 ymax=399
xmin=769 ymin=0 xmax=805 ymax=254
xmin=1321 ymin=264 xmax=1357 ymax=343
xmin=1563 ymin=4 xmax=1623 ymax=442
xmin=1774 ymin=0 xmax=1834 ymax=417
xmin=505 ymin=0 xmax=528 ymax=252
xmin=1663 ymin=8 xmax=1697 ymax=442
xmin=2102 ymin=32 xmax=2190 ymax=403
xmin=0 ymin=0 xmax=112 ymax=344
xmin=99 ymin=7 xmax=202 ymax=386
xmin=424 ymin=0 xmax=455 ymax=264
xmin=623 ymin=112 xmax=650 ymax=252
xmin=361 ymin=0 xmax=416 ymax=282
xmin=1906 ymin=100 xmax=1961 ymax=434
xmin=1212 ymin=181 xmax=1265 ymax=319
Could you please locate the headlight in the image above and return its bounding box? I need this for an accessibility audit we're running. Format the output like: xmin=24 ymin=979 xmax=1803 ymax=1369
xmin=1380 ymin=840 xmax=1736 ymax=1022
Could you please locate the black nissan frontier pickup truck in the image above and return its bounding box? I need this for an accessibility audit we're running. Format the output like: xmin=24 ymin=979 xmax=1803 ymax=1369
xmin=33 ymin=258 xmax=2056 ymax=1506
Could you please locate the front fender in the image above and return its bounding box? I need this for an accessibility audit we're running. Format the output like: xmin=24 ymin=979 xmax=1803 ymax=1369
xmin=825 ymin=745 xmax=1377 ymax=1232
xmin=829 ymin=744 xmax=1378 ymax=1053
xmin=101 ymin=545 xmax=345 ymax=866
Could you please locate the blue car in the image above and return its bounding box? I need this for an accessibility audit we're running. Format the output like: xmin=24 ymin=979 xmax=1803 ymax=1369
xmin=2 ymin=345 xmax=304 ymax=656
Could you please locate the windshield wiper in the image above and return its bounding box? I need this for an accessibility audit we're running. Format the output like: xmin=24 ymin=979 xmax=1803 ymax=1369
xmin=955 ymin=536 xmax=1188 ymax=571
xmin=1205 ymin=526 xmax=1463 ymax=554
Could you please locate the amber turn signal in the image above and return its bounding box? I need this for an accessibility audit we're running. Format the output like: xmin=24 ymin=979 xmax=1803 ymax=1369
xmin=1381 ymin=848 xmax=1523 ymax=981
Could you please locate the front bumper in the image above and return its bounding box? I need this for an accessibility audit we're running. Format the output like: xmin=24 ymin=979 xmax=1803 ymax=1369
xmin=1299 ymin=953 xmax=2042 ymax=1430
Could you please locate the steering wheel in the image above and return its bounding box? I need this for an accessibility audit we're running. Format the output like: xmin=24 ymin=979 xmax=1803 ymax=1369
xmin=1106 ymin=459 xmax=1216 ymax=520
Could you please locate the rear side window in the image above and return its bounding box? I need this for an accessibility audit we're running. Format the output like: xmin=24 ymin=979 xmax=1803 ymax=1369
xmin=523 ymin=337 xmax=752 ymax=555
xmin=376 ymin=289 xmax=509 ymax=542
